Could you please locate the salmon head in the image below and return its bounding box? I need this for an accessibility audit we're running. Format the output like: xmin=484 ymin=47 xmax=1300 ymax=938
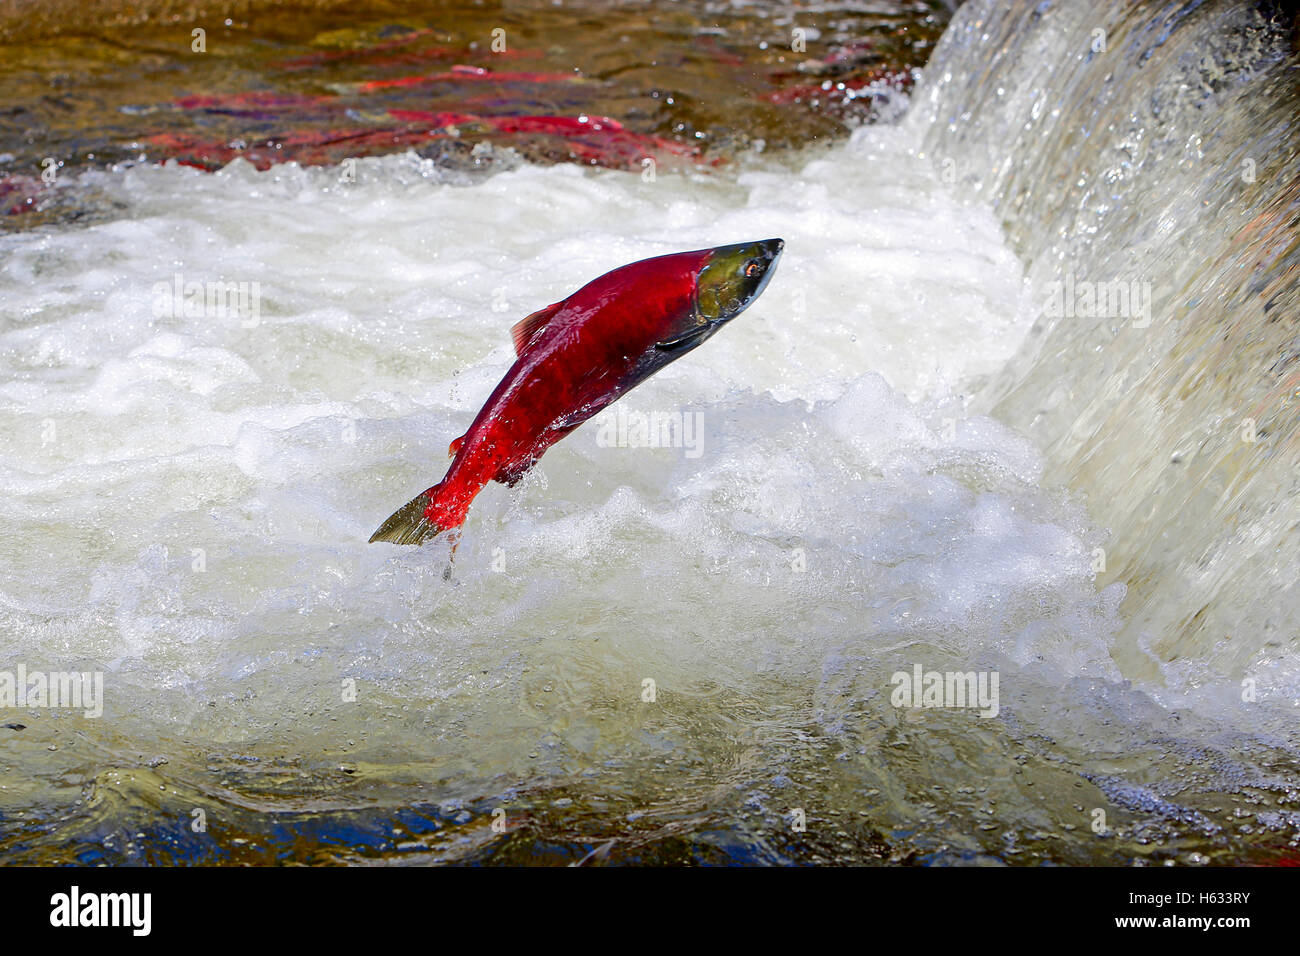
xmin=657 ymin=238 xmax=785 ymax=353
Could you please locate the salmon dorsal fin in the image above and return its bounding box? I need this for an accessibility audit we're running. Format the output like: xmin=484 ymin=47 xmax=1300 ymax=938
xmin=510 ymin=301 xmax=563 ymax=357
xmin=447 ymin=435 xmax=464 ymax=458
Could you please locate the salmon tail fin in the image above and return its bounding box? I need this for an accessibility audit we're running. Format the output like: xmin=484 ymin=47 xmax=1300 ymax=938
xmin=369 ymin=484 xmax=445 ymax=546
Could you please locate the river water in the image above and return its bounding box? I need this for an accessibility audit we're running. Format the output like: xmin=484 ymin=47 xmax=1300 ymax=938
xmin=1 ymin=0 xmax=1297 ymax=864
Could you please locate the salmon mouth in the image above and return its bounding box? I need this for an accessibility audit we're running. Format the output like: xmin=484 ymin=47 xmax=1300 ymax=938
xmin=738 ymin=237 xmax=783 ymax=312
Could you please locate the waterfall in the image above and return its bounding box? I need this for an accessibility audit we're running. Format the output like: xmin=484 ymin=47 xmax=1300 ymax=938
xmin=910 ymin=0 xmax=1299 ymax=683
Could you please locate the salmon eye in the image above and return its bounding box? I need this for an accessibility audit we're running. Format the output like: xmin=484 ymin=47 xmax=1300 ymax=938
xmin=744 ymin=260 xmax=761 ymax=277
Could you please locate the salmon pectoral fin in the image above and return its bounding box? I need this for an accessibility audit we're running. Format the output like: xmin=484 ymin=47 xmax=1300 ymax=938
xmin=369 ymin=483 xmax=446 ymax=546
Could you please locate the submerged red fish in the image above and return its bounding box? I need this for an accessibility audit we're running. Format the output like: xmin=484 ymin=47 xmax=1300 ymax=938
xmin=370 ymin=239 xmax=784 ymax=545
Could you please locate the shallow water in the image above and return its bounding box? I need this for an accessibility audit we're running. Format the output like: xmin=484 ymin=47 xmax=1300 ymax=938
xmin=2 ymin=0 xmax=1299 ymax=865
xmin=0 ymin=0 xmax=941 ymax=225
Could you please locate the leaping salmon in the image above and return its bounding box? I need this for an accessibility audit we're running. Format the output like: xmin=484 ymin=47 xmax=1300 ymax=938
xmin=369 ymin=238 xmax=784 ymax=546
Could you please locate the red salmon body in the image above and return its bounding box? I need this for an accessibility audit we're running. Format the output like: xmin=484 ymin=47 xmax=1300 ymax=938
xmin=370 ymin=239 xmax=783 ymax=546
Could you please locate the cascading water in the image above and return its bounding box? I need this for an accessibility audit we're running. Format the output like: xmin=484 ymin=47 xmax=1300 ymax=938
xmin=913 ymin=0 xmax=1300 ymax=685
xmin=0 ymin=0 xmax=1296 ymax=865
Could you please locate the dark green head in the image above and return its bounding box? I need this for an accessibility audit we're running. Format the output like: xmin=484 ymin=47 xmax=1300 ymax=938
xmin=657 ymin=238 xmax=784 ymax=352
